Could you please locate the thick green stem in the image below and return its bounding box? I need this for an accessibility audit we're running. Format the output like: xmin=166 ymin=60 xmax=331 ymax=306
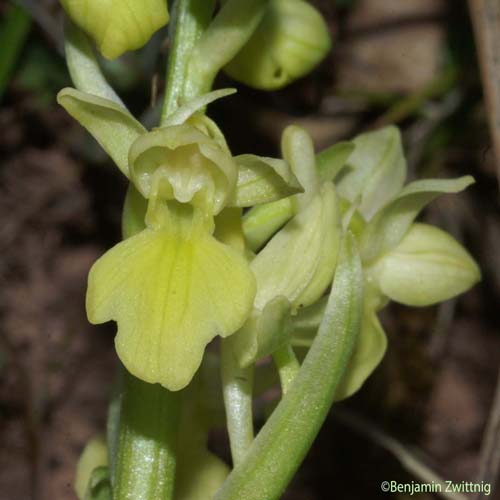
xmin=113 ymin=371 xmax=180 ymax=500
xmin=221 ymin=338 xmax=255 ymax=467
xmin=215 ymin=234 xmax=363 ymax=500
xmin=161 ymin=0 xmax=215 ymax=122
xmin=272 ymin=344 xmax=300 ymax=395
xmin=186 ymin=0 xmax=269 ymax=99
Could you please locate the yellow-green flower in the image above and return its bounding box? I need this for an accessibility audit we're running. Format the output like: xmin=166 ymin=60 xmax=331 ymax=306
xmin=57 ymin=87 xmax=301 ymax=390
xmin=288 ymin=126 xmax=480 ymax=400
xmin=87 ymin=203 xmax=256 ymax=391
xmin=250 ymin=125 xmax=341 ymax=312
xmin=129 ymin=122 xmax=237 ymax=218
xmin=60 ymin=0 xmax=169 ymax=59
xmin=80 ymin=101 xmax=254 ymax=390
xmin=231 ymin=126 xmax=342 ymax=368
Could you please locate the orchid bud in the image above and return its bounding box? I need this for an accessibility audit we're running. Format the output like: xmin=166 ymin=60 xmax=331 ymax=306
xmin=60 ymin=0 xmax=169 ymax=59
xmin=224 ymin=0 xmax=331 ymax=90
xmin=370 ymin=223 xmax=480 ymax=307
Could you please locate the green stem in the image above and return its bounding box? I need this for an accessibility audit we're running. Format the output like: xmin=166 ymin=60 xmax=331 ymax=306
xmin=215 ymin=234 xmax=363 ymax=500
xmin=186 ymin=0 xmax=269 ymax=99
xmin=221 ymin=338 xmax=255 ymax=467
xmin=112 ymin=214 xmax=180 ymax=500
xmin=272 ymin=344 xmax=300 ymax=395
xmin=161 ymin=0 xmax=215 ymax=123
xmin=113 ymin=371 xmax=180 ymax=500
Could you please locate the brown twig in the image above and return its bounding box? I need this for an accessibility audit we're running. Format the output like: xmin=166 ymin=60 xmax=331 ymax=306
xmin=468 ymin=0 xmax=500 ymax=185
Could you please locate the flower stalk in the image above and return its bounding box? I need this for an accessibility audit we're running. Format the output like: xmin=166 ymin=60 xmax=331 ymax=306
xmin=113 ymin=372 xmax=180 ymax=500
xmin=161 ymin=0 xmax=216 ymax=121
xmin=220 ymin=338 xmax=255 ymax=467
xmin=215 ymin=234 xmax=363 ymax=500
xmin=272 ymin=344 xmax=300 ymax=395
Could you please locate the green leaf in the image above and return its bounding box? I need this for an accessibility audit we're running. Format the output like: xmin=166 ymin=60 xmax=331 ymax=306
xmin=57 ymin=88 xmax=146 ymax=178
xmin=64 ymin=20 xmax=124 ymax=104
xmin=75 ymin=437 xmax=108 ymax=500
xmin=251 ymin=183 xmax=341 ymax=311
xmin=87 ymin=206 xmax=256 ymax=391
xmin=61 ymin=0 xmax=169 ymax=60
xmin=231 ymin=296 xmax=292 ymax=368
xmin=214 ymin=233 xmax=363 ymax=500
xmin=361 ymin=176 xmax=475 ymax=263
xmin=336 ymin=126 xmax=406 ymax=220
xmin=372 ymin=223 xmax=481 ymax=306
xmin=230 ymin=155 xmax=302 ymax=207
xmin=242 ymin=197 xmax=295 ymax=252
xmin=290 ymin=298 xmax=387 ymax=401
xmin=316 ymin=141 xmax=355 ymax=182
